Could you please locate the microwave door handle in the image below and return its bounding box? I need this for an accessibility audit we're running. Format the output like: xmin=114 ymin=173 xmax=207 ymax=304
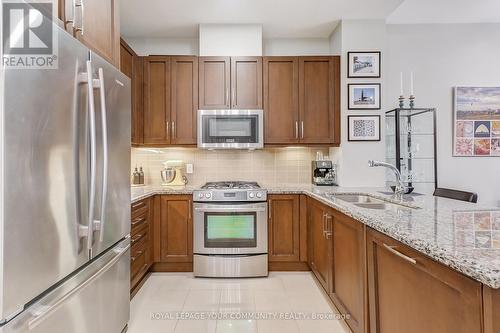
xmin=97 ymin=67 xmax=108 ymax=242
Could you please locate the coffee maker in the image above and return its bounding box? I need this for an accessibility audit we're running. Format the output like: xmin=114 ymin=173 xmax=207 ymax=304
xmin=312 ymin=160 xmax=337 ymax=186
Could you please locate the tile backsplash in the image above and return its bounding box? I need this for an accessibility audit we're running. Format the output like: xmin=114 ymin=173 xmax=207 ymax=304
xmin=131 ymin=147 xmax=329 ymax=187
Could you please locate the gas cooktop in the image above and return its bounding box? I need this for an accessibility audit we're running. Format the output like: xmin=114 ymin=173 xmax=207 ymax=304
xmin=201 ymin=181 xmax=261 ymax=190
xmin=194 ymin=181 xmax=266 ymax=202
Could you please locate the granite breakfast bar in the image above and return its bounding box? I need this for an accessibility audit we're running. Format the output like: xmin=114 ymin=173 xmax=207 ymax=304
xmin=131 ymin=185 xmax=500 ymax=333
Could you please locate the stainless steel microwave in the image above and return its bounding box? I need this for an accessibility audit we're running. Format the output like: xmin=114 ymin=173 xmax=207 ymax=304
xmin=197 ymin=110 xmax=264 ymax=149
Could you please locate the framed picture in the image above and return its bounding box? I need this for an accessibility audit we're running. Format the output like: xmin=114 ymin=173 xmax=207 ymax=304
xmin=348 ymin=83 xmax=381 ymax=110
xmin=453 ymin=87 xmax=500 ymax=157
xmin=348 ymin=51 xmax=381 ymax=78
xmin=348 ymin=115 xmax=381 ymax=142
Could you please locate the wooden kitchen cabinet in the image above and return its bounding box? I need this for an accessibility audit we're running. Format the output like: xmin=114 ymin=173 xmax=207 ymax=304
xmin=263 ymin=56 xmax=340 ymax=146
xmin=366 ymin=228 xmax=483 ymax=333
xmin=142 ymin=56 xmax=198 ymax=146
xmin=268 ymin=195 xmax=300 ymax=263
xmin=58 ymin=0 xmax=120 ymax=67
xmin=130 ymin=198 xmax=153 ymax=295
xmin=119 ymin=39 xmax=143 ymax=145
xmin=143 ymin=56 xmax=171 ymax=145
xmin=119 ymin=39 xmax=133 ymax=78
xmin=199 ymin=57 xmax=231 ymax=109
xmin=159 ymin=195 xmax=193 ymax=263
xmin=171 ymin=56 xmax=199 ymax=145
xmin=199 ymin=56 xmax=262 ymax=110
xmin=330 ymin=212 xmax=366 ymax=333
xmin=299 ymin=56 xmax=340 ymax=145
xmin=307 ymin=198 xmax=333 ymax=291
xmin=231 ymin=57 xmax=263 ymax=109
xmin=263 ymin=57 xmax=299 ymax=144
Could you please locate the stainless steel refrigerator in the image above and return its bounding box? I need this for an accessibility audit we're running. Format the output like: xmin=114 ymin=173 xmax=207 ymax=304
xmin=0 ymin=19 xmax=131 ymax=333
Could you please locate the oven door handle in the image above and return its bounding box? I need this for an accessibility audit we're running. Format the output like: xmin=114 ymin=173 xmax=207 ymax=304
xmin=194 ymin=207 xmax=267 ymax=213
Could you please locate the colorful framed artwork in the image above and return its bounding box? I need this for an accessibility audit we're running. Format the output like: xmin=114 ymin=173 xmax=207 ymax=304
xmin=348 ymin=83 xmax=381 ymax=110
xmin=348 ymin=115 xmax=381 ymax=142
xmin=453 ymin=87 xmax=500 ymax=157
xmin=347 ymin=51 xmax=381 ymax=78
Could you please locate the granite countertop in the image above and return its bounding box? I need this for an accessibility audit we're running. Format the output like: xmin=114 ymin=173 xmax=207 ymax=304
xmin=131 ymin=184 xmax=500 ymax=289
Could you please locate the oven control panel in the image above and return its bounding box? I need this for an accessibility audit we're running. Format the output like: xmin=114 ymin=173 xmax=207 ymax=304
xmin=193 ymin=190 xmax=267 ymax=202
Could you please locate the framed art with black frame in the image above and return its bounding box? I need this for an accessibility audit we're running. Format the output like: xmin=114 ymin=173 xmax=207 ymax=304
xmin=348 ymin=83 xmax=381 ymax=110
xmin=348 ymin=51 xmax=381 ymax=78
xmin=348 ymin=115 xmax=381 ymax=142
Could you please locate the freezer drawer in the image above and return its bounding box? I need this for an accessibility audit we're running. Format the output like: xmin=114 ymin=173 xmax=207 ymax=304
xmin=0 ymin=239 xmax=130 ymax=333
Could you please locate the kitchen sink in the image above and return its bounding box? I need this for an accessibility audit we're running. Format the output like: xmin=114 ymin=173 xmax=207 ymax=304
xmin=329 ymin=193 xmax=419 ymax=210
xmin=353 ymin=203 xmax=390 ymax=210
xmin=331 ymin=194 xmax=384 ymax=204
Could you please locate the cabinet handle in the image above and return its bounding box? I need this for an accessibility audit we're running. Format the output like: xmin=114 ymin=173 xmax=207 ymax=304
xmin=131 ymin=217 xmax=146 ymax=227
xmin=166 ymin=121 xmax=170 ymax=138
xmin=232 ymin=88 xmax=236 ymax=107
xmin=226 ymin=87 xmax=229 ymax=107
xmin=383 ymin=243 xmax=417 ymax=265
xmin=131 ymin=234 xmax=143 ymax=244
xmin=132 ymin=201 xmax=145 ymax=210
xmin=64 ymin=0 xmax=75 ymax=26
xmin=295 ymin=121 xmax=299 ymax=139
xmin=268 ymin=201 xmax=272 ymax=219
xmin=188 ymin=200 xmax=192 ymax=220
xmin=325 ymin=215 xmax=333 ymax=239
xmin=74 ymin=0 xmax=84 ymax=35
xmin=172 ymin=121 xmax=176 ymax=139
xmin=301 ymin=121 xmax=304 ymax=139
xmin=322 ymin=213 xmax=327 ymax=238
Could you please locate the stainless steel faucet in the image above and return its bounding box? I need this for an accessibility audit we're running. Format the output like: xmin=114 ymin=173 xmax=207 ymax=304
xmin=368 ymin=160 xmax=406 ymax=195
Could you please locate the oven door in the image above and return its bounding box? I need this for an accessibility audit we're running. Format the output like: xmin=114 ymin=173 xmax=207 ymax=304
xmin=193 ymin=202 xmax=268 ymax=255
xmin=197 ymin=110 xmax=264 ymax=149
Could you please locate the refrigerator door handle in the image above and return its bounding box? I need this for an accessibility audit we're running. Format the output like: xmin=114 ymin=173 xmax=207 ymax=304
xmin=97 ymin=67 xmax=109 ymax=243
xmin=27 ymin=243 xmax=130 ymax=330
xmin=85 ymin=60 xmax=97 ymax=253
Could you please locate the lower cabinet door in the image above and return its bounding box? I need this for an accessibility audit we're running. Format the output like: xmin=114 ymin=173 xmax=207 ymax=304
xmin=367 ymin=228 xmax=483 ymax=333
xmin=268 ymin=195 xmax=300 ymax=262
xmin=307 ymin=198 xmax=331 ymax=292
xmin=160 ymin=195 xmax=193 ymax=263
xmin=330 ymin=213 xmax=365 ymax=333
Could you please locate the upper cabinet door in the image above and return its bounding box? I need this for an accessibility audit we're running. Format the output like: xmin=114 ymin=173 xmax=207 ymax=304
xmin=299 ymin=56 xmax=340 ymax=145
xmin=119 ymin=39 xmax=134 ymax=78
xmin=263 ymin=57 xmax=299 ymax=144
xmin=171 ymin=56 xmax=199 ymax=145
xmin=199 ymin=57 xmax=230 ymax=109
xmin=132 ymin=56 xmax=144 ymax=145
xmin=143 ymin=56 xmax=171 ymax=145
xmin=231 ymin=57 xmax=263 ymax=109
xmin=75 ymin=0 xmax=120 ymax=67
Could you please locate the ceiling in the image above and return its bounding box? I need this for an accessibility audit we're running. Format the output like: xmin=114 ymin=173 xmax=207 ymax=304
xmin=387 ymin=0 xmax=500 ymax=24
xmin=120 ymin=0 xmax=403 ymax=39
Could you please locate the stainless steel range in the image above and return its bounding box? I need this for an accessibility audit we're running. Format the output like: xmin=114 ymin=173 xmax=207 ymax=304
xmin=193 ymin=181 xmax=268 ymax=277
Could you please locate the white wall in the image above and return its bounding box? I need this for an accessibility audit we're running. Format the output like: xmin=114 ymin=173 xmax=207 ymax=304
xmin=328 ymin=20 xmax=387 ymax=188
xmin=124 ymin=38 xmax=198 ymax=56
xmin=263 ymin=38 xmax=331 ymax=56
xmin=386 ymin=23 xmax=500 ymax=205
xmin=199 ymin=24 xmax=262 ymax=56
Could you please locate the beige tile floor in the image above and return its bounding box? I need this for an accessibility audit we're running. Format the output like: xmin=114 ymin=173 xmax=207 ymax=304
xmin=128 ymin=272 xmax=350 ymax=333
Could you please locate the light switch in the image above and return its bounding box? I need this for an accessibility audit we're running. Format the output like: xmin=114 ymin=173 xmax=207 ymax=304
xmin=186 ymin=163 xmax=194 ymax=174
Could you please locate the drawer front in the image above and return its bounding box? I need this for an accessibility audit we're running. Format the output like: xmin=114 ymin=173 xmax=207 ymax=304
xmin=131 ymin=222 xmax=148 ymax=248
xmin=131 ymin=199 xmax=149 ymax=219
xmin=131 ymin=208 xmax=149 ymax=234
xmin=131 ymin=244 xmax=147 ymax=280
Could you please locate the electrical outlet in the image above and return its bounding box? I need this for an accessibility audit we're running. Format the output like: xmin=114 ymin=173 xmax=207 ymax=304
xmin=186 ymin=163 xmax=194 ymax=174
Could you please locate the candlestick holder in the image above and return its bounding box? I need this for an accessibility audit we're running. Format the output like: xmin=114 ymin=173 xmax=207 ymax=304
xmin=398 ymin=95 xmax=405 ymax=109
xmin=409 ymin=95 xmax=415 ymax=109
